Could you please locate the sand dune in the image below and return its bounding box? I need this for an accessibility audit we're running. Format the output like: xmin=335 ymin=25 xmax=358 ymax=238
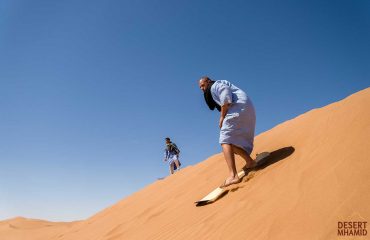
xmin=0 ymin=217 xmax=78 ymax=240
xmin=1 ymin=87 xmax=369 ymax=240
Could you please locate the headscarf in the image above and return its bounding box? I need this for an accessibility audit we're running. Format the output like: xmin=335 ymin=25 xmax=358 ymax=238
xmin=203 ymin=81 xmax=221 ymax=112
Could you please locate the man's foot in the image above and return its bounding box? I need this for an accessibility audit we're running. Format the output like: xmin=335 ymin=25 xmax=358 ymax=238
xmin=220 ymin=176 xmax=242 ymax=188
xmin=244 ymin=160 xmax=257 ymax=170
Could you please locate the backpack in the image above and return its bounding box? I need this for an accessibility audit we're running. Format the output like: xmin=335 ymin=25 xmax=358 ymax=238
xmin=169 ymin=143 xmax=180 ymax=155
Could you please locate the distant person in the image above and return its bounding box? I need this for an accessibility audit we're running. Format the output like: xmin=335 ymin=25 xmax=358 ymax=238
xmin=198 ymin=76 xmax=256 ymax=187
xmin=163 ymin=137 xmax=181 ymax=174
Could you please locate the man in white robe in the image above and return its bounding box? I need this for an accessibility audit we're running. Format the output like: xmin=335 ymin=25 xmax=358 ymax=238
xmin=199 ymin=76 xmax=257 ymax=187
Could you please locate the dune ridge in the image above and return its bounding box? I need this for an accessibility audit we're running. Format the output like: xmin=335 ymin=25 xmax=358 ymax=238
xmin=0 ymin=217 xmax=78 ymax=240
xmin=1 ymin=87 xmax=369 ymax=240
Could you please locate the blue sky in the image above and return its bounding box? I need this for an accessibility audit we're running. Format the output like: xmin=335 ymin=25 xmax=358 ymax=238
xmin=0 ymin=0 xmax=369 ymax=221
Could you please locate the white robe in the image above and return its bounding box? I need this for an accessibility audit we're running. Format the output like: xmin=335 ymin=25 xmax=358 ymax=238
xmin=211 ymin=80 xmax=256 ymax=154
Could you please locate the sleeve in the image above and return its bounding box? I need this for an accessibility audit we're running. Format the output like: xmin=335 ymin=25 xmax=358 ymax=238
xmin=164 ymin=149 xmax=169 ymax=159
xmin=215 ymin=83 xmax=232 ymax=106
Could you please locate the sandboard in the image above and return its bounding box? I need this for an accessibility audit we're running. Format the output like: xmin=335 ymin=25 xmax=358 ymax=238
xmin=195 ymin=152 xmax=270 ymax=206
xmin=195 ymin=170 xmax=245 ymax=206
xmin=255 ymin=151 xmax=270 ymax=164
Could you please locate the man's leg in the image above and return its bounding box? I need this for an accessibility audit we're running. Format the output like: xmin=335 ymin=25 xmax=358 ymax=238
xmin=221 ymin=144 xmax=238 ymax=179
xmin=232 ymin=145 xmax=256 ymax=168
xmin=169 ymin=162 xmax=174 ymax=174
xmin=174 ymin=159 xmax=180 ymax=170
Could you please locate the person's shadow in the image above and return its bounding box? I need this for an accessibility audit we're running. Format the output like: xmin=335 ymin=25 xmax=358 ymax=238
xmin=254 ymin=146 xmax=295 ymax=171
xmin=229 ymin=146 xmax=295 ymax=192
xmin=196 ymin=146 xmax=295 ymax=206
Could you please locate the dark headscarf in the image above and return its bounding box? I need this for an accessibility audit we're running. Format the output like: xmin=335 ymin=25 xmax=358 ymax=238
xmin=203 ymin=81 xmax=221 ymax=112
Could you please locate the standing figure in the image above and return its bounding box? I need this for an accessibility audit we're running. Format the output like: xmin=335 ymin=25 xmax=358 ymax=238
xmin=164 ymin=137 xmax=181 ymax=174
xmin=199 ymin=76 xmax=256 ymax=187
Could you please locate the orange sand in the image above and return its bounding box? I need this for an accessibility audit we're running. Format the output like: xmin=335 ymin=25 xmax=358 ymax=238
xmin=1 ymin=88 xmax=369 ymax=240
xmin=0 ymin=217 xmax=78 ymax=240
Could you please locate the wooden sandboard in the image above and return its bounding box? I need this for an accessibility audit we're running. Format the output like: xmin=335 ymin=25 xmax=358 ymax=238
xmin=194 ymin=187 xmax=225 ymax=206
xmin=195 ymin=152 xmax=271 ymax=206
xmin=195 ymin=170 xmax=245 ymax=206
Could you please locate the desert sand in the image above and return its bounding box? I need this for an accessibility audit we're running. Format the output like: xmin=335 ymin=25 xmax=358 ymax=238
xmin=0 ymin=217 xmax=78 ymax=240
xmin=1 ymin=88 xmax=369 ymax=240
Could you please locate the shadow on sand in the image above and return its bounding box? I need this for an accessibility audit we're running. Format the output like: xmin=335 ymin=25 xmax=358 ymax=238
xmin=254 ymin=146 xmax=295 ymax=171
xmin=196 ymin=146 xmax=295 ymax=206
xmin=230 ymin=146 xmax=295 ymax=192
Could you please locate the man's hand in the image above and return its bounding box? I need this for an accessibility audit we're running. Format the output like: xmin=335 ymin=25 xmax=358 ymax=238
xmin=219 ymin=117 xmax=225 ymax=129
xmin=219 ymin=103 xmax=229 ymax=129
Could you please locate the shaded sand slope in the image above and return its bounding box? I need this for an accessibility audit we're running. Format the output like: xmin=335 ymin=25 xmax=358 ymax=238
xmin=0 ymin=217 xmax=78 ymax=240
xmin=2 ymin=88 xmax=370 ymax=240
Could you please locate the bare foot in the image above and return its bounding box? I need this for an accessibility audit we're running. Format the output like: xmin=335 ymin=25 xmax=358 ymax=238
xmin=220 ymin=176 xmax=242 ymax=188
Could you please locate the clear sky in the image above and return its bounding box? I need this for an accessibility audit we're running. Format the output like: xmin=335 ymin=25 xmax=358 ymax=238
xmin=0 ymin=0 xmax=369 ymax=221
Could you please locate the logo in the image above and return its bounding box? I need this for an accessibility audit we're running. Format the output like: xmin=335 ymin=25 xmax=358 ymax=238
xmin=338 ymin=221 xmax=367 ymax=237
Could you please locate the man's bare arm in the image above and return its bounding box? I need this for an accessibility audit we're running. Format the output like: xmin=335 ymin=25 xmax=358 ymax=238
xmin=219 ymin=103 xmax=230 ymax=128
